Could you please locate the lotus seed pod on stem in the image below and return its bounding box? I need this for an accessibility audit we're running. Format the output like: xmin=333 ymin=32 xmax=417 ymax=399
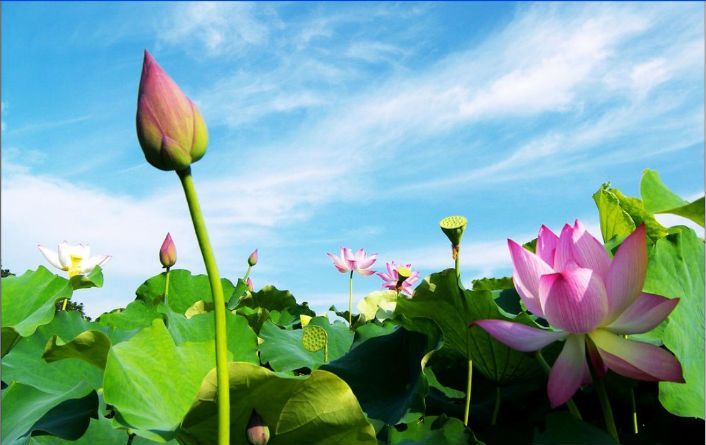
xmin=439 ymin=215 xmax=468 ymax=259
xmin=136 ymin=50 xmax=208 ymax=172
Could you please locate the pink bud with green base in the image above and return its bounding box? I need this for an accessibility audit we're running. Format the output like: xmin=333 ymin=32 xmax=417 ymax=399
xmin=159 ymin=233 xmax=177 ymax=269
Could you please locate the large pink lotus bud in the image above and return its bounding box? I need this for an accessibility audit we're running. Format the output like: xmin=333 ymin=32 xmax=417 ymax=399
xmin=136 ymin=50 xmax=208 ymax=171
xmin=159 ymin=233 xmax=177 ymax=268
xmin=246 ymin=410 xmax=270 ymax=445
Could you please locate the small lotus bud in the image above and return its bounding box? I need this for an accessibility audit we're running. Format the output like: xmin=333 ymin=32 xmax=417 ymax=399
xmin=159 ymin=233 xmax=177 ymax=268
xmin=439 ymin=215 xmax=468 ymax=250
xmin=246 ymin=277 xmax=254 ymax=292
xmin=136 ymin=50 xmax=208 ymax=172
xmin=246 ymin=410 xmax=270 ymax=445
xmin=248 ymin=249 xmax=259 ymax=267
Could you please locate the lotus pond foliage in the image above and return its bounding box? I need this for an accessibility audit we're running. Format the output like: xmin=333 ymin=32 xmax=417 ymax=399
xmin=2 ymin=51 xmax=704 ymax=445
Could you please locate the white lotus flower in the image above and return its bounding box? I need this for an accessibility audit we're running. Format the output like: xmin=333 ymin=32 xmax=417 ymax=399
xmin=38 ymin=242 xmax=111 ymax=278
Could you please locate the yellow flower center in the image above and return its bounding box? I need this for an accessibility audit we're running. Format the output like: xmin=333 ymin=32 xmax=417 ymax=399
xmin=67 ymin=255 xmax=83 ymax=278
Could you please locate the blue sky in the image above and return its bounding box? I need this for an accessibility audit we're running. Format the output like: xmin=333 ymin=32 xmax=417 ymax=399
xmin=2 ymin=2 xmax=704 ymax=317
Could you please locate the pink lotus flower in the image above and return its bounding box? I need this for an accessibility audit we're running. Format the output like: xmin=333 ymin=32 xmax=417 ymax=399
xmin=473 ymin=221 xmax=683 ymax=408
xmin=327 ymin=248 xmax=377 ymax=276
xmin=159 ymin=233 xmax=177 ymax=268
xmin=136 ymin=50 xmax=208 ymax=172
xmin=377 ymin=261 xmax=420 ymax=296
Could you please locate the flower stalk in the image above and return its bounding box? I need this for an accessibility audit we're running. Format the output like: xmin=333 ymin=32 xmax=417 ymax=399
xmin=348 ymin=271 xmax=354 ymax=326
xmin=177 ymin=167 xmax=229 ymax=445
xmin=594 ymin=373 xmax=619 ymax=442
xmin=491 ymin=386 xmax=501 ymax=426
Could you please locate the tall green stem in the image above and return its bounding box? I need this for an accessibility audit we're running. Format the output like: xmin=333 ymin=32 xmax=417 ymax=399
xmin=535 ymin=350 xmax=583 ymax=420
xmin=348 ymin=271 xmax=354 ymax=327
xmin=629 ymin=385 xmax=639 ymax=434
xmin=491 ymin=386 xmax=501 ymax=426
xmin=61 ymin=298 xmax=68 ymax=311
xmin=178 ymin=168 xmax=230 ymax=445
xmin=243 ymin=264 xmax=252 ymax=282
xmin=456 ymin=246 xmax=473 ymax=427
xmin=594 ymin=374 xmax=619 ymax=442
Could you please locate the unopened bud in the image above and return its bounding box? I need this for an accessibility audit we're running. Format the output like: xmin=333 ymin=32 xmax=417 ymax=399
xmin=246 ymin=410 xmax=270 ymax=445
xmin=246 ymin=277 xmax=254 ymax=292
xmin=136 ymin=50 xmax=208 ymax=172
xmin=159 ymin=233 xmax=177 ymax=268
xmin=248 ymin=249 xmax=259 ymax=267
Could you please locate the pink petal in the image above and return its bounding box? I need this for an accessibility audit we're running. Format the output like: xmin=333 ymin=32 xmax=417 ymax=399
xmin=589 ymin=329 xmax=684 ymax=382
xmin=547 ymin=335 xmax=587 ymax=408
xmin=536 ymin=225 xmax=559 ymax=267
xmin=342 ymin=247 xmax=357 ymax=269
xmin=508 ymin=239 xmax=554 ymax=316
xmin=377 ymin=272 xmax=393 ymax=282
xmin=386 ymin=262 xmax=395 ymax=276
xmin=472 ymin=320 xmax=567 ymax=352
xmin=357 ymin=268 xmax=376 ymax=276
xmin=605 ymin=293 xmax=679 ymax=335
xmin=357 ymin=254 xmax=377 ymax=270
xmin=539 ymin=268 xmax=608 ymax=333
xmin=570 ymin=220 xmax=610 ymax=279
xmin=605 ymin=225 xmax=648 ymax=322
xmin=553 ymin=224 xmax=576 ymax=272
xmin=327 ymin=253 xmax=350 ymax=273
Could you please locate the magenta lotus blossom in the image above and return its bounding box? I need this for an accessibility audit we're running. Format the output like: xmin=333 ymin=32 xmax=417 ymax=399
xmin=377 ymin=262 xmax=420 ymax=296
xmin=136 ymin=50 xmax=208 ymax=172
xmin=473 ymin=221 xmax=683 ymax=408
xmin=327 ymin=248 xmax=377 ymax=276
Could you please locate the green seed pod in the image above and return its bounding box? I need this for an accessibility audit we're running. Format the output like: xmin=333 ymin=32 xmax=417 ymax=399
xmin=302 ymin=325 xmax=328 ymax=352
xmin=439 ymin=215 xmax=468 ymax=247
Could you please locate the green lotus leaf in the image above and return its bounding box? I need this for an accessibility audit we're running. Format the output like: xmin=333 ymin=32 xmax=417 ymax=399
xmin=643 ymin=227 xmax=704 ymax=418
xmin=387 ymin=415 xmax=482 ymax=445
xmin=357 ymin=290 xmax=398 ymax=322
xmin=533 ymin=412 xmax=618 ymax=445
xmin=395 ymin=269 xmax=542 ymax=384
xmin=178 ymin=362 xmax=377 ymax=445
xmin=68 ymin=266 xmax=104 ymax=290
xmin=1 ymin=381 xmax=94 ymax=445
xmin=103 ymin=319 xmax=222 ymax=441
xmin=135 ymin=269 xmax=235 ymax=313
xmin=96 ymin=300 xmax=165 ymax=331
xmin=2 ymin=312 xmax=103 ymax=394
xmin=2 ymin=267 xmax=72 ymax=355
xmin=29 ymin=416 xmax=128 ymax=445
xmin=640 ymin=169 xmax=704 ymax=227
xmin=321 ymin=318 xmax=442 ymax=425
xmin=259 ymin=316 xmax=353 ymax=372
xmin=42 ymin=330 xmax=112 ymax=369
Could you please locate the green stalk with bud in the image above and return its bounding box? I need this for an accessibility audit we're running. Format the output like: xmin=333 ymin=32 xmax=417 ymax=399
xmin=136 ymin=50 xmax=230 ymax=445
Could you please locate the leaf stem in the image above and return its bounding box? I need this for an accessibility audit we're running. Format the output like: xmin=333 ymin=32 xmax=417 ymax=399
xmin=243 ymin=264 xmax=252 ymax=282
xmin=535 ymin=350 xmax=583 ymax=420
xmin=61 ymin=298 xmax=68 ymax=311
xmin=177 ymin=168 xmax=229 ymax=445
xmin=491 ymin=386 xmax=501 ymax=426
xmin=348 ymin=270 xmax=354 ymax=328
xmin=593 ymin=375 xmax=619 ymax=442
xmin=463 ymin=358 xmax=473 ymax=426
xmin=630 ymin=385 xmax=639 ymax=434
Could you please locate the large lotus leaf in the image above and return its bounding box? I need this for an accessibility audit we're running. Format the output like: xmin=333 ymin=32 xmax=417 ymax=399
xmin=135 ymin=269 xmax=236 ymax=313
xmin=533 ymin=412 xmax=618 ymax=445
xmin=387 ymin=415 xmax=482 ymax=445
xmin=321 ymin=318 xmax=442 ymax=425
xmin=640 ymin=169 xmax=705 ymax=227
xmin=29 ymin=417 xmax=127 ymax=445
xmin=103 ymin=319 xmax=221 ymax=441
xmin=395 ymin=269 xmax=542 ymax=384
xmin=643 ymin=227 xmax=704 ymax=418
xmin=166 ymin=310 xmax=259 ymax=364
xmin=178 ymin=362 xmax=377 ymax=445
xmin=2 ymin=312 xmax=103 ymax=394
xmin=226 ymin=278 xmax=249 ymax=310
xmin=2 ymin=267 xmax=72 ymax=346
xmin=96 ymin=300 xmax=165 ymax=331
xmin=357 ymin=290 xmax=398 ymax=322
xmin=259 ymin=316 xmax=353 ymax=371
xmin=593 ymin=183 xmax=668 ymax=244
xmin=1 ymin=381 xmax=94 ymax=445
